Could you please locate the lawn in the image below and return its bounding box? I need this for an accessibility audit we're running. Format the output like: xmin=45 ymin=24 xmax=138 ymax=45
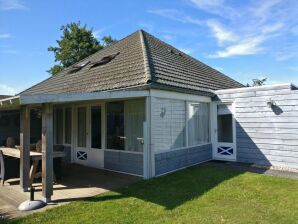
xmin=8 ymin=165 xmax=298 ymax=224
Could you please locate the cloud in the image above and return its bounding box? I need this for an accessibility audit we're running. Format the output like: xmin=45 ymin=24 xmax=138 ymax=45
xmin=261 ymin=23 xmax=284 ymax=34
xmin=138 ymin=22 xmax=155 ymax=32
xmin=150 ymin=1 xmax=298 ymax=59
xmin=275 ymin=52 xmax=296 ymax=62
xmin=177 ymin=48 xmax=193 ymax=54
xmin=0 ymin=0 xmax=28 ymax=11
xmin=148 ymin=9 xmax=203 ymax=25
xmin=251 ymin=0 xmax=282 ymax=22
xmin=162 ymin=34 xmax=174 ymax=41
xmin=92 ymin=28 xmax=105 ymax=39
xmin=274 ymin=43 xmax=298 ymax=61
xmin=189 ymin=0 xmax=239 ymax=19
xmin=206 ymin=20 xmax=238 ymax=44
xmin=209 ymin=36 xmax=266 ymax=58
xmin=0 ymin=84 xmax=16 ymax=95
xmin=0 ymin=33 xmax=11 ymax=39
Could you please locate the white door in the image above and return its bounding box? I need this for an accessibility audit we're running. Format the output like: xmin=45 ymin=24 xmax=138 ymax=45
xmin=212 ymin=102 xmax=236 ymax=161
xmin=74 ymin=105 xmax=104 ymax=168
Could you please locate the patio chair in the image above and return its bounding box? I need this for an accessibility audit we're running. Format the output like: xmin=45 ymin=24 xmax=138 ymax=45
xmin=0 ymin=150 xmax=20 ymax=185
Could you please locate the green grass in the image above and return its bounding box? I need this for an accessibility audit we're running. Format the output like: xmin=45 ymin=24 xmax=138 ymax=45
xmin=8 ymin=166 xmax=298 ymax=224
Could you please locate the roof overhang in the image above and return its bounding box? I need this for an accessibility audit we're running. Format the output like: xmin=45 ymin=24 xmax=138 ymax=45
xmin=0 ymin=95 xmax=20 ymax=109
xmin=19 ymin=89 xmax=150 ymax=105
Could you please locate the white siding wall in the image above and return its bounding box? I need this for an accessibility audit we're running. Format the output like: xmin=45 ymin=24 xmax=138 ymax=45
xmin=151 ymin=97 xmax=186 ymax=152
xmin=215 ymin=84 xmax=298 ymax=169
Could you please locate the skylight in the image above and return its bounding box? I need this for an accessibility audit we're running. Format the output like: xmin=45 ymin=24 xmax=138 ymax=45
xmin=68 ymin=60 xmax=90 ymax=74
xmin=89 ymin=52 xmax=120 ymax=69
xmin=168 ymin=49 xmax=182 ymax=56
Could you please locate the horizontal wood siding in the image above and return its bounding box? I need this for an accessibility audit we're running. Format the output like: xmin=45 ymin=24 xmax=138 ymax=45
xmin=215 ymin=84 xmax=298 ymax=169
xmin=155 ymin=144 xmax=212 ymax=176
xmin=104 ymin=150 xmax=143 ymax=176
xmin=151 ymin=97 xmax=186 ymax=152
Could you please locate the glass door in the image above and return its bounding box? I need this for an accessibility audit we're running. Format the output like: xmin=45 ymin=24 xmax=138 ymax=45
xmin=213 ymin=103 xmax=236 ymax=161
xmin=75 ymin=105 xmax=104 ymax=168
xmin=76 ymin=107 xmax=88 ymax=161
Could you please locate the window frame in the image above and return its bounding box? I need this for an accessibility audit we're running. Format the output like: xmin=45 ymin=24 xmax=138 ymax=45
xmin=64 ymin=107 xmax=72 ymax=145
xmin=90 ymin=105 xmax=102 ymax=149
xmin=186 ymin=101 xmax=211 ymax=147
xmin=105 ymin=99 xmax=145 ymax=152
xmin=54 ymin=106 xmax=73 ymax=146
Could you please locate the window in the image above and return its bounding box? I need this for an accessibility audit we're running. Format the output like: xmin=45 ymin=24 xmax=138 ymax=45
xmin=64 ymin=108 xmax=72 ymax=144
xmin=55 ymin=108 xmax=63 ymax=144
xmin=106 ymin=101 xmax=124 ymax=150
xmin=106 ymin=99 xmax=145 ymax=151
xmin=91 ymin=106 xmax=101 ymax=149
xmin=30 ymin=109 xmax=42 ymax=144
xmin=54 ymin=107 xmax=72 ymax=145
xmin=217 ymin=104 xmax=233 ymax=143
xmin=77 ymin=107 xmax=87 ymax=147
xmin=124 ymin=99 xmax=145 ymax=152
xmin=188 ymin=103 xmax=210 ymax=146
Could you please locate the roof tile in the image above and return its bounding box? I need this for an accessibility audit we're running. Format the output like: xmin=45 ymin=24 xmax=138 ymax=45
xmin=21 ymin=30 xmax=243 ymax=96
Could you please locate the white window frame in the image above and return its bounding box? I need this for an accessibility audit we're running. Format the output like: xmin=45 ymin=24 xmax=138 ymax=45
xmin=186 ymin=101 xmax=211 ymax=148
xmin=105 ymin=99 xmax=146 ymax=153
xmin=64 ymin=107 xmax=72 ymax=145
xmin=54 ymin=106 xmax=72 ymax=146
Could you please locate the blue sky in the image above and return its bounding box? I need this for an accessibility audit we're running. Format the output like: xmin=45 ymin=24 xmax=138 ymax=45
xmin=0 ymin=0 xmax=298 ymax=95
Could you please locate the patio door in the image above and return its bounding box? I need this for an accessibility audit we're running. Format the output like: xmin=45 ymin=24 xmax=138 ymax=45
xmin=212 ymin=102 xmax=236 ymax=161
xmin=74 ymin=105 xmax=104 ymax=168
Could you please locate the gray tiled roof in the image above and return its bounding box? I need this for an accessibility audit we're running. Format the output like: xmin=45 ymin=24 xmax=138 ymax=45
xmin=21 ymin=30 xmax=244 ymax=96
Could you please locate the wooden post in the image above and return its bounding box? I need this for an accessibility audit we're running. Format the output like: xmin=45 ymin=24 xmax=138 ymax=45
xmin=42 ymin=104 xmax=53 ymax=203
xmin=20 ymin=106 xmax=30 ymax=191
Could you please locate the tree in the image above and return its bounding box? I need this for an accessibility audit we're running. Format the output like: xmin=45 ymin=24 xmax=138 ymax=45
xmin=246 ymin=78 xmax=267 ymax=87
xmin=101 ymin=35 xmax=117 ymax=47
xmin=48 ymin=22 xmax=116 ymax=75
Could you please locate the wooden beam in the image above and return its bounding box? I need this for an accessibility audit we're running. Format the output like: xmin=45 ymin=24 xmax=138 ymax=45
xmin=42 ymin=104 xmax=54 ymax=203
xmin=150 ymin=89 xmax=211 ymax=102
xmin=20 ymin=90 xmax=149 ymax=105
xmin=20 ymin=106 xmax=30 ymax=191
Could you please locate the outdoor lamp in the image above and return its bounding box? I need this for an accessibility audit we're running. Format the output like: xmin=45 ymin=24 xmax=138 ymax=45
xmin=267 ymin=98 xmax=276 ymax=108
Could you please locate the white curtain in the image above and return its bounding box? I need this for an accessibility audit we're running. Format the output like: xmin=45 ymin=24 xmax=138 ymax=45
xmin=124 ymin=99 xmax=145 ymax=152
xmin=188 ymin=103 xmax=210 ymax=146
xmin=77 ymin=107 xmax=87 ymax=147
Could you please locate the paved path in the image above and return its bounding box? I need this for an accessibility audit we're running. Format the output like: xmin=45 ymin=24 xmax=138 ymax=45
xmin=0 ymin=164 xmax=140 ymax=220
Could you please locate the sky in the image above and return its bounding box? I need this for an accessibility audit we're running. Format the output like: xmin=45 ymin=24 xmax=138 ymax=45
xmin=0 ymin=0 xmax=298 ymax=95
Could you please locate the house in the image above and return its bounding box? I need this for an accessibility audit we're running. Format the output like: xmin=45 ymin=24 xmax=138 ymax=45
xmin=0 ymin=30 xmax=297 ymax=203
xmin=0 ymin=95 xmax=12 ymax=100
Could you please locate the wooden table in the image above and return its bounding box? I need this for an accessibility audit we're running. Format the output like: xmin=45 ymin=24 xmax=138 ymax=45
xmin=0 ymin=147 xmax=65 ymax=184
